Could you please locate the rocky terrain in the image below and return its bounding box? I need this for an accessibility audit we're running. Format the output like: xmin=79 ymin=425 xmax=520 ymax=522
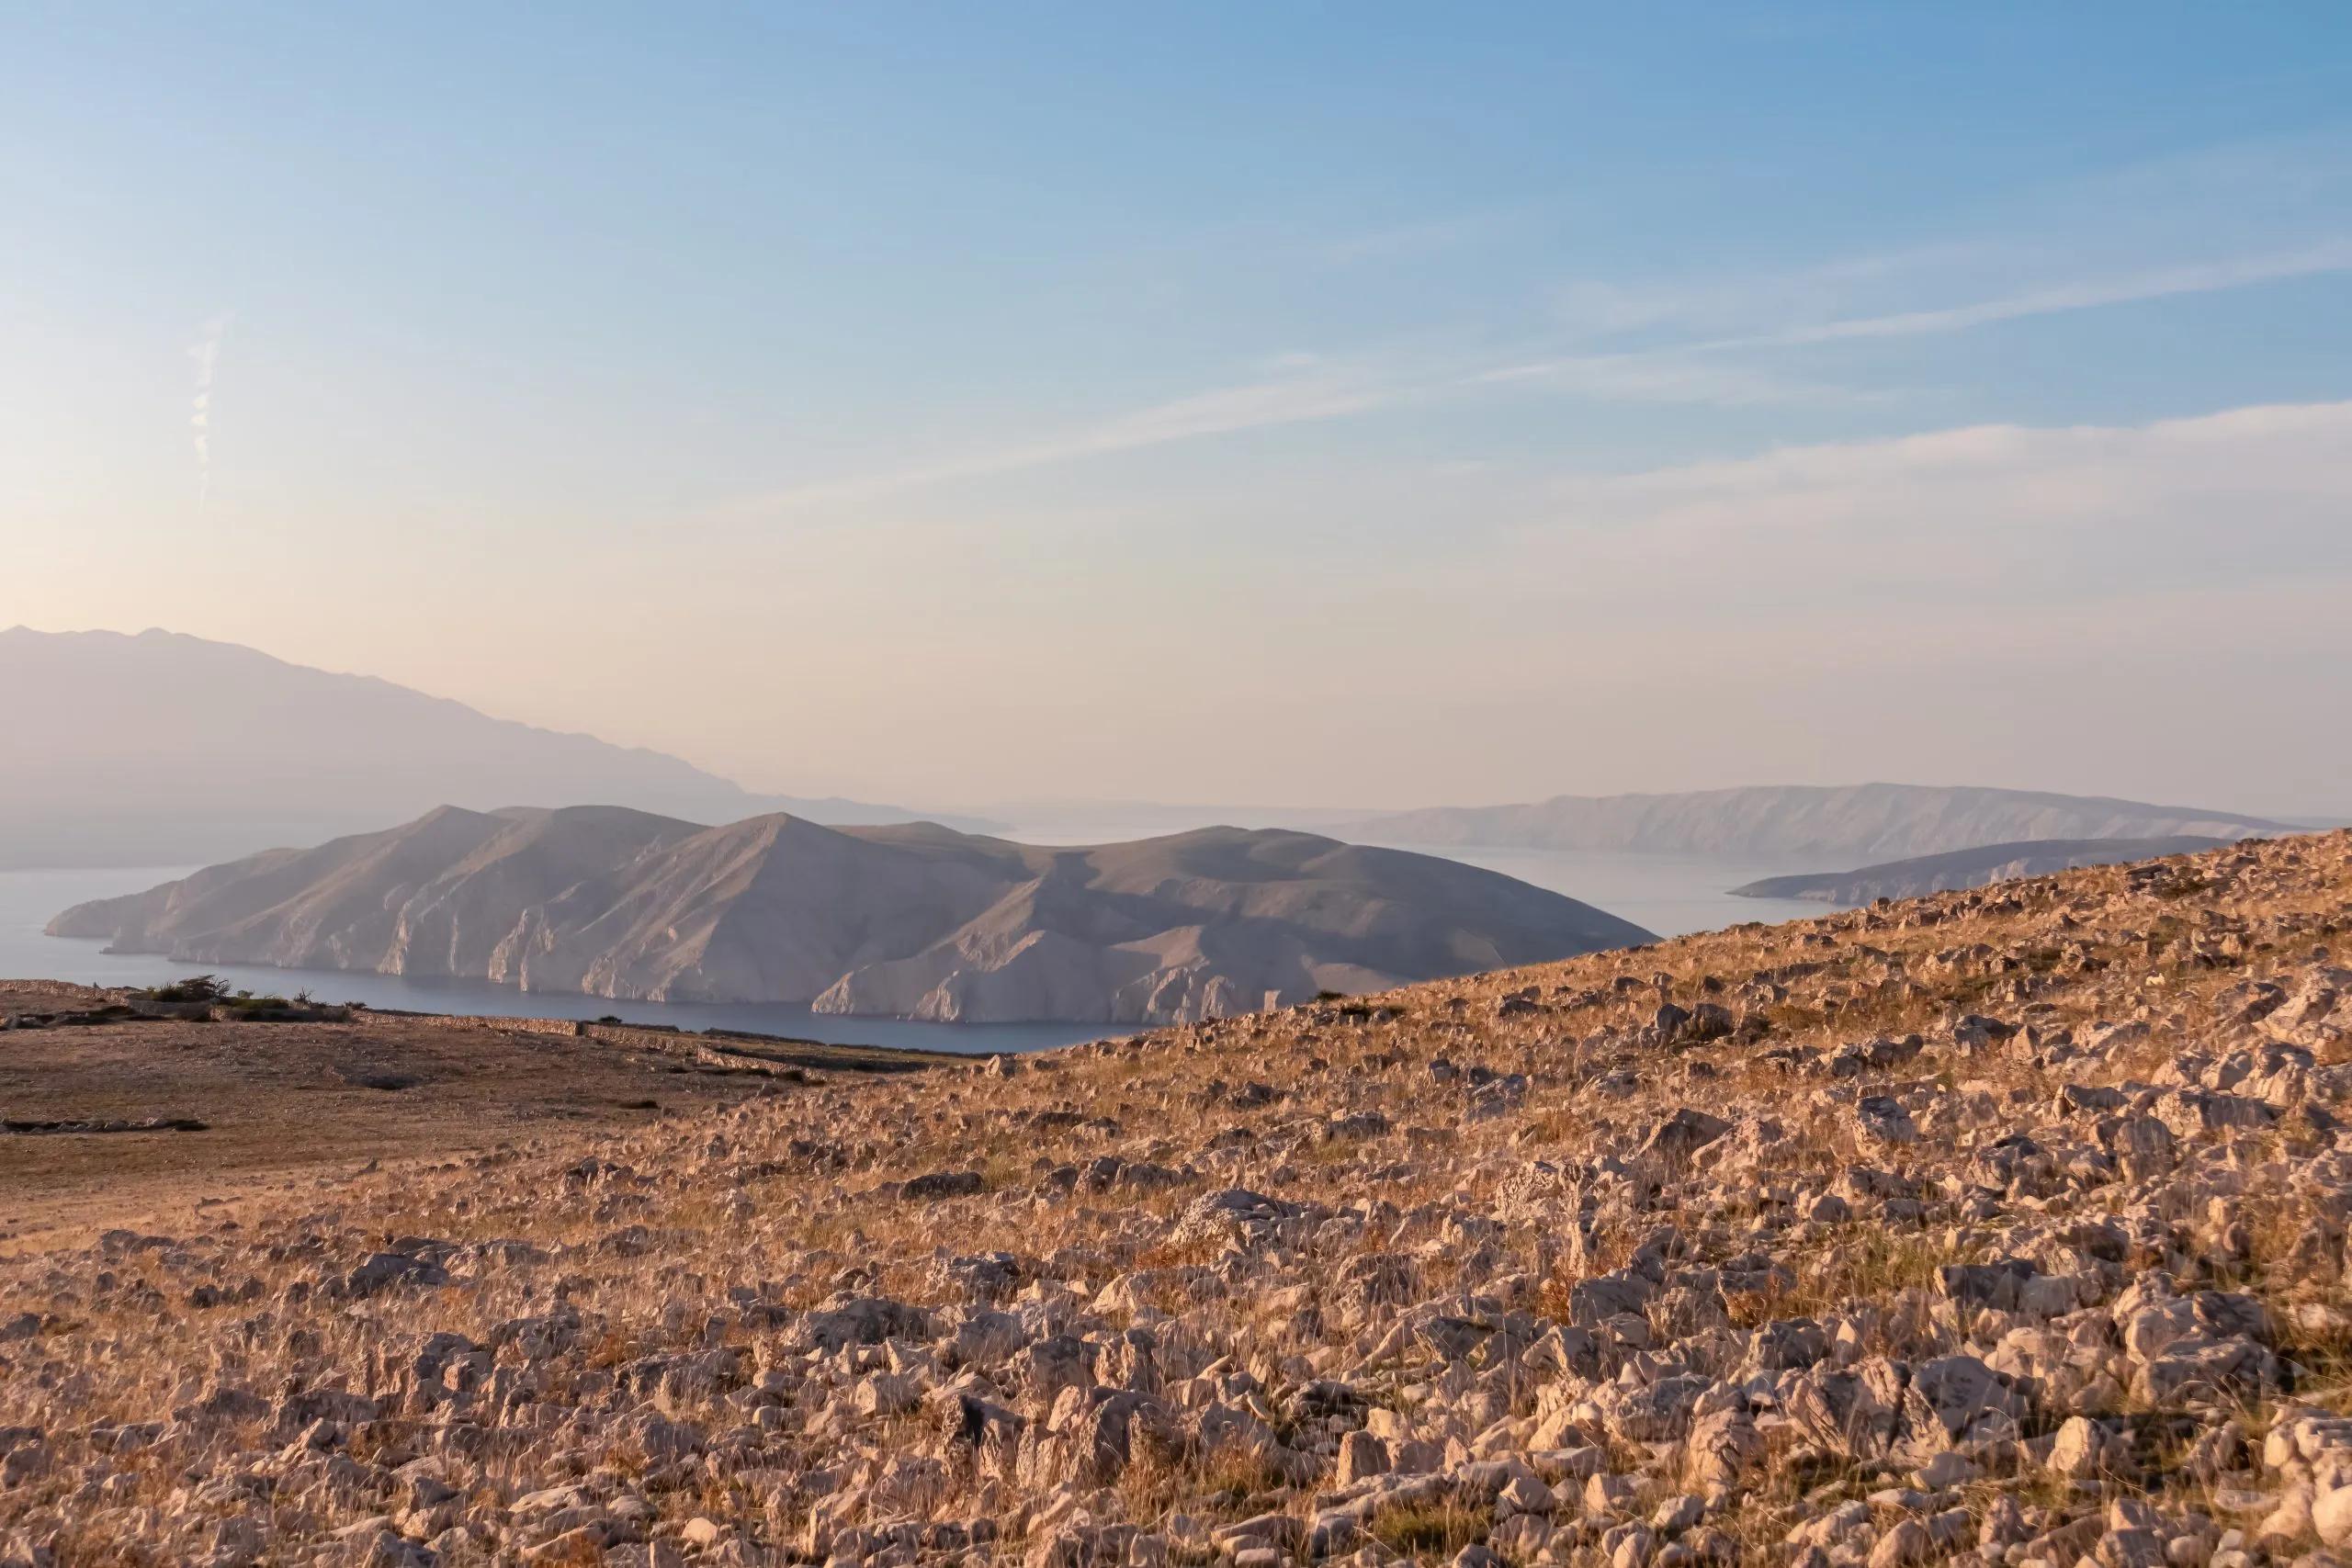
xmin=52 ymin=810 xmax=1650 ymax=1025
xmin=1355 ymin=784 xmax=2285 ymax=862
xmin=5 ymin=830 xmax=2352 ymax=1568
xmin=1729 ymin=839 xmax=2235 ymax=905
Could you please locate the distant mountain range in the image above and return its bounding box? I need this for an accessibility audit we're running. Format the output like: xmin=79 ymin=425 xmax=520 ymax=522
xmin=51 ymin=807 xmax=1653 ymax=1024
xmin=7 ymin=628 xmax=2313 ymax=892
xmin=0 ymin=627 xmax=991 ymax=867
xmin=1353 ymin=783 xmax=2289 ymax=863
xmin=1727 ymin=836 xmax=2234 ymax=904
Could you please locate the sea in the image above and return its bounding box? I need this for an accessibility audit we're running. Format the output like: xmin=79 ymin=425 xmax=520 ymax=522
xmin=0 ymin=847 xmax=1831 ymax=1055
xmin=998 ymin=821 xmax=1830 ymax=940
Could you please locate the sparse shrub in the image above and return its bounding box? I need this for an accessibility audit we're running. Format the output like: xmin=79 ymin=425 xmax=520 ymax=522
xmin=141 ymin=975 xmax=232 ymax=1003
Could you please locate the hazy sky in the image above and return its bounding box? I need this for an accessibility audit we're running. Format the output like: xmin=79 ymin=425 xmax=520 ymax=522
xmin=5 ymin=6 xmax=2349 ymax=814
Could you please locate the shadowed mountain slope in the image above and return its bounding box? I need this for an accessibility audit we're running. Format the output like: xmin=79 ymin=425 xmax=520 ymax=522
xmin=51 ymin=809 xmax=1654 ymax=1023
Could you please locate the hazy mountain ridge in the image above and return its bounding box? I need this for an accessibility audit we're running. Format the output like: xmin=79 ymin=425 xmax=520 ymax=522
xmin=1356 ymin=782 xmax=2287 ymax=861
xmin=0 ymin=627 xmax=988 ymax=868
xmin=1727 ymin=835 xmax=2234 ymax=904
xmin=51 ymin=808 xmax=1654 ymax=1023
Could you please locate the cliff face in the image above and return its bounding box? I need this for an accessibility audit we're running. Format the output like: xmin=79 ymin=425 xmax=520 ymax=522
xmin=51 ymin=808 xmax=1654 ymax=1023
xmin=1356 ymin=782 xmax=2286 ymax=860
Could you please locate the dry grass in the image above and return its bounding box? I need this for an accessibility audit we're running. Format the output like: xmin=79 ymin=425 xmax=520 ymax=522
xmin=0 ymin=833 xmax=2348 ymax=1565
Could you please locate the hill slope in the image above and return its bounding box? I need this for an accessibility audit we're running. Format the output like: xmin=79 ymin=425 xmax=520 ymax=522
xmin=0 ymin=626 xmax=978 ymax=867
xmin=51 ymin=809 xmax=1654 ymax=1022
xmin=1729 ymin=834 xmax=2234 ymax=903
xmin=1357 ymin=781 xmax=2285 ymax=860
xmin=6 ymin=834 xmax=2351 ymax=1566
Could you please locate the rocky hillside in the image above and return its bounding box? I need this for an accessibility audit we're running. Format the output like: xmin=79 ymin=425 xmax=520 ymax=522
xmin=3 ymin=832 xmax=2350 ymax=1568
xmin=52 ymin=807 xmax=1651 ymax=1024
xmin=1355 ymin=784 xmax=2286 ymax=861
xmin=1729 ymin=837 xmax=2233 ymax=905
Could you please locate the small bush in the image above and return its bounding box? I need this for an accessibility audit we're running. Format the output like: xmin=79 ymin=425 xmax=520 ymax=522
xmin=143 ymin=975 xmax=233 ymax=1003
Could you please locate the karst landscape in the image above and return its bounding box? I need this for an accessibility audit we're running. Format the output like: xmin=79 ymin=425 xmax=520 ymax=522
xmin=10 ymin=12 xmax=2349 ymax=1568
xmin=5 ymin=830 xmax=2350 ymax=1568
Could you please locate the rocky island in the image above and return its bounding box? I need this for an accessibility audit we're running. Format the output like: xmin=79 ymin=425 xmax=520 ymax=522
xmin=51 ymin=807 xmax=1653 ymax=1024
xmin=1728 ymin=837 xmax=2238 ymax=905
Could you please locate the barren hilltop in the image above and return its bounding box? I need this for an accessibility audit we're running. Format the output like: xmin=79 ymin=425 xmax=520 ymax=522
xmin=5 ymin=831 xmax=2352 ymax=1568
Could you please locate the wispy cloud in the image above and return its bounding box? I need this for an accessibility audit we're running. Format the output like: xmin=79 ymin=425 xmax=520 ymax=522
xmin=745 ymin=356 xmax=1417 ymax=509
xmin=739 ymin=223 xmax=2352 ymax=512
xmin=189 ymin=311 xmax=233 ymax=512
xmin=741 ymin=343 xmax=1850 ymax=513
xmin=1463 ymin=349 xmax=1871 ymax=409
xmin=1702 ymin=240 xmax=2352 ymax=350
xmin=1510 ymin=399 xmax=2352 ymax=617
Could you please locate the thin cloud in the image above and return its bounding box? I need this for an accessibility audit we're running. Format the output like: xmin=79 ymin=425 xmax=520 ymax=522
xmin=746 ymin=358 xmax=1414 ymax=509
xmin=1510 ymin=399 xmax=2352 ymax=617
xmin=1464 ymin=350 xmax=1870 ymax=409
xmin=740 ymin=344 xmax=1842 ymax=513
xmin=188 ymin=311 xmax=233 ymax=512
xmin=1708 ymin=240 xmax=2352 ymax=350
xmin=738 ymin=233 xmax=2352 ymax=513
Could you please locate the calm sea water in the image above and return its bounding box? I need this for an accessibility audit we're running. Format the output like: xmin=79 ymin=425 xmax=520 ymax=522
xmin=997 ymin=823 xmax=1830 ymax=940
xmin=0 ymin=846 xmax=1830 ymax=1053
xmin=1363 ymin=844 xmax=1828 ymax=940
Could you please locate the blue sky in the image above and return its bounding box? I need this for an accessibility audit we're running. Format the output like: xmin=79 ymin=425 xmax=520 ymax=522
xmin=5 ymin=6 xmax=2350 ymax=812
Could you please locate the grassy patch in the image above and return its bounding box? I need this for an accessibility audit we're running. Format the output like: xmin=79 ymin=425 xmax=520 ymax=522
xmin=1781 ymin=1228 xmax=1951 ymax=1320
xmin=1370 ymin=1499 xmax=1488 ymax=1559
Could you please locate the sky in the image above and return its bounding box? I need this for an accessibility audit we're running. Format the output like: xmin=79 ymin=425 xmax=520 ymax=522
xmin=4 ymin=4 xmax=2350 ymax=816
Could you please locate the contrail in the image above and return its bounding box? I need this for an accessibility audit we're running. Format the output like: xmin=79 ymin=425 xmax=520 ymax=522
xmin=190 ymin=311 xmax=232 ymax=512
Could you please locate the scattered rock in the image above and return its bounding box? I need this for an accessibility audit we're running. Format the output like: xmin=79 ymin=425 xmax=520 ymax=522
xmin=6 ymin=831 xmax=2351 ymax=1566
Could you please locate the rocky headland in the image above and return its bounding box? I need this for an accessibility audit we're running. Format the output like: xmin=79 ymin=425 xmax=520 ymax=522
xmin=1729 ymin=838 xmax=2238 ymax=905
